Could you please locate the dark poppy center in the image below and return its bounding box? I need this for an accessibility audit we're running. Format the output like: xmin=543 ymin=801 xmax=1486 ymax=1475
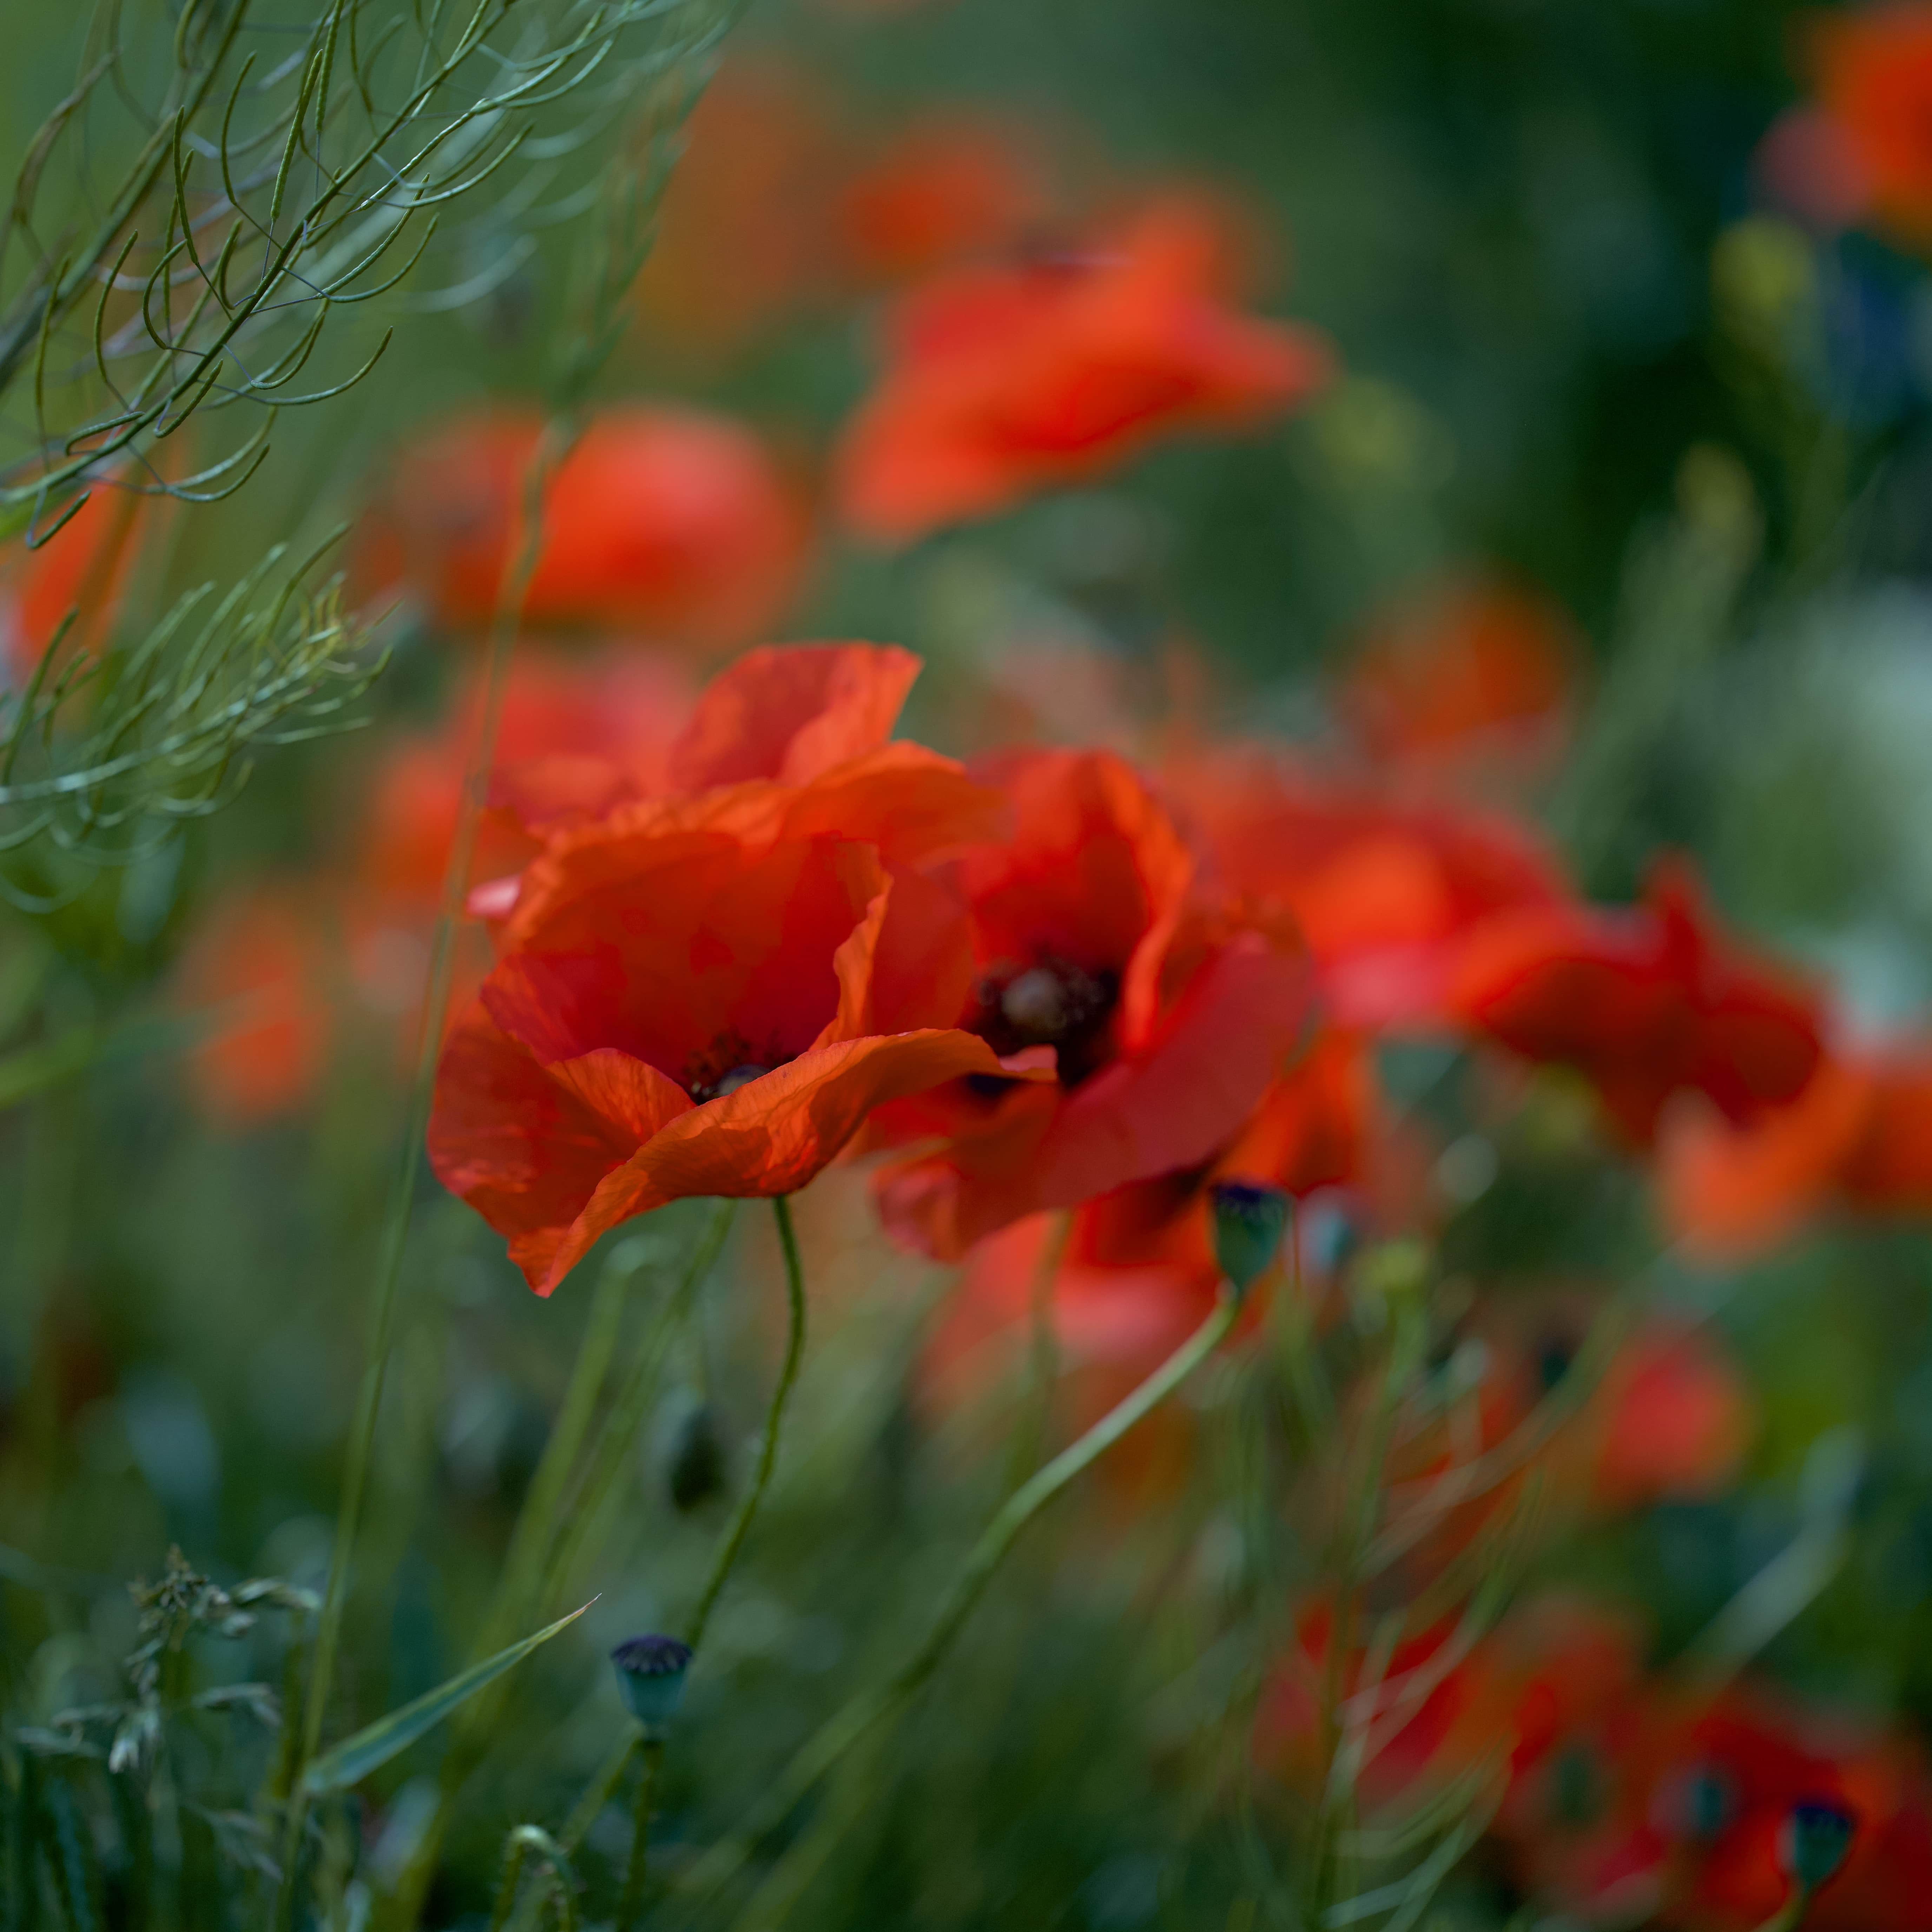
xmin=683 ymin=1029 xmax=786 ymax=1103
xmin=970 ymin=955 xmax=1119 ymax=1086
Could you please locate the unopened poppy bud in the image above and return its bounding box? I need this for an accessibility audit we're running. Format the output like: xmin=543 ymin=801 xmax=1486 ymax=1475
xmin=1779 ymin=1799 xmax=1855 ymax=1891
xmin=610 ymin=1635 xmax=692 ymax=1737
xmin=1208 ymin=1180 xmax=1290 ymax=1299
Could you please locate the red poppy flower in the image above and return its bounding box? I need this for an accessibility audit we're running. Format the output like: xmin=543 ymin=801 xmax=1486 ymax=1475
xmin=1377 ymin=1305 xmax=1753 ymax=1599
xmin=1806 ymin=6 xmax=1932 ymax=242
xmin=834 ymin=196 xmax=1333 ymax=546
xmin=933 ymin=1027 xmax=1370 ymax=1401
xmin=1662 ymin=1043 xmax=1932 ymax=1260
xmin=174 ymin=885 xmax=332 ymax=1125
xmin=1337 ymin=573 xmax=1580 ymax=790
xmin=1 ymin=479 xmax=145 ymax=685
xmin=357 ymin=651 xmax=699 ymax=913
xmin=1163 ymin=745 xmax=1569 ymax=1030
xmin=360 ymin=406 xmax=805 ymax=646
xmin=1478 ymin=1305 xmax=1753 ymax=1509
xmin=838 ymin=115 xmax=1051 ymax=285
xmin=429 ymin=793 xmax=1030 ymax=1294
xmin=1446 ymin=858 xmax=1824 ymax=1145
xmin=428 ymin=642 xmax=1015 ymax=1293
xmin=867 ymin=748 xmax=1314 ymax=1260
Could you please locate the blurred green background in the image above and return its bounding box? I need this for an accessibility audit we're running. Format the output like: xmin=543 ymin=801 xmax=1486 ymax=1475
xmin=8 ymin=1 xmax=1932 ymax=1927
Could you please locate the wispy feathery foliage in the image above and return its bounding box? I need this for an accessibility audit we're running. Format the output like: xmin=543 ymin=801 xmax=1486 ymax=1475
xmin=0 ymin=535 xmax=374 ymax=902
xmin=0 ymin=0 xmax=732 ymax=881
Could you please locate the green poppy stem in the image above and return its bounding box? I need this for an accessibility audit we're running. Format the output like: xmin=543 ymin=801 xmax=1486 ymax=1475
xmin=599 ymin=1198 xmax=806 ymax=1929
xmin=1749 ymin=1886 xmax=1816 ymax=1932
xmin=613 ymin=1739 xmax=665 ymax=1932
xmin=685 ymin=1195 xmax=810 ymax=1652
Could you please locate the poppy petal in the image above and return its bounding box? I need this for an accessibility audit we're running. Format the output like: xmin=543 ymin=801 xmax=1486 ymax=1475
xmin=523 ymin=1028 xmax=1038 ymax=1294
xmin=876 ymin=931 xmax=1313 ymax=1257
xmin=667 ymin=641 xmax=922 ymax=790
xmin=428 ymin=1003 xmax=694 ymax=1272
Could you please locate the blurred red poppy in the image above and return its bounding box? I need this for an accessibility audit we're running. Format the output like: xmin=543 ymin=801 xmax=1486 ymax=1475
xmin=1805 ymin=5 xmax=1932 ymax=242
xmin=835 ymin=196 xmax=1333 ymax=545
xmin=358 ymin=407 xmax=806 ymax=646
xmin=838 ymin=115 xmax=1051 ymax=285
xmin=868 ymin=747 xmax=1314 ymax=1259
xmin=174 ymin=885 xmax=332 ymax=1126
xmin=1337 ymin=573 xmax=1581 ymax=790
xmin=1255 ymin=1602 xmax=1489 ymax=1815
xmin=1163 ymin=745 xmax=1569 ymax=1030
xmin=636 ymin=57 xmax=851 ymax=355
xmin=357 ymin=651 xmax=699 ymax=915
xmin=1503 ymin=1671 xmax=1932 ymax=1931
xmin=1662 ymin=1042 xmax=1932 ymax=1259
xmin=1591 ymin=1321 xmax=1756 ymax=1509
xmin=1473 ymin=1312 xmax=1755 ymax=1512
xmin=1648 ymin=1695 xmax=1932 ymax=1931
xmin=1478 ymin=1596 xmax=1675 ymax=1919
xmin=1446 ymin=858 xmax=1824 ymax=1145
xmin=0 ymin=480 xmax=145 ymax=685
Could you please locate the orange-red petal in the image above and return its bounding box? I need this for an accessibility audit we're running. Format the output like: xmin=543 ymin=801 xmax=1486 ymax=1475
xmin=516 ymin=1028 xmax=1028 ymax=1293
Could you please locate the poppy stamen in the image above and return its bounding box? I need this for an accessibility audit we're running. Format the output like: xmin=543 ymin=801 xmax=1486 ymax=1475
xmin=685 ymin=1029 xmax=785 ymax=1102
xmin=973 ymin=955 xmax=1118 ymax=1084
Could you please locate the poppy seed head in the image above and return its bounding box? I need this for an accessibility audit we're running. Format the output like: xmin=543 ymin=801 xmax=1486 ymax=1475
xmin=1208 ymin=1179 xmax=1290 ymax=1299
xmin=611 ymin=1634 xmax=693 ymax=1735
xmin=611 ymin=1634 xmax=692 ymax=1677
xmin=1779 ymin=1798 xmax=1857 ymax=1890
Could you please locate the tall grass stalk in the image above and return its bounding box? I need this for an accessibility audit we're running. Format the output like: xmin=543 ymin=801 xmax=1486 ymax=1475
xmin=280 ymin=413 xmax=578 ymax=1923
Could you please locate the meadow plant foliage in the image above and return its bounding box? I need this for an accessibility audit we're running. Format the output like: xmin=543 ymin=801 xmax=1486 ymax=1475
xmin=0 ymin=0 xmax=733 ymax=893
xmin=13 ymin=4 xmax=1932 ymax=1931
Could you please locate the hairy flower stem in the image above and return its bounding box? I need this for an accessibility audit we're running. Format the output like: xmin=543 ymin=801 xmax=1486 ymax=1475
xmin=278 ymin=415 xmax=577 ymax=1929
xmin=685 ymin=1196 xmax=810 ymax=1651
xmin=614 ymin=1739 xmax=666 ymax=1932
xmin=684 ymin=1288 xmax=1244 ymax=1910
